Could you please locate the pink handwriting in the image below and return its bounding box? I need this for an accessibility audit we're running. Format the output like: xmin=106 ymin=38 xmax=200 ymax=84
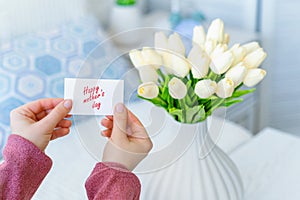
xmin=82 ymin=85 xmax=105 ymax=110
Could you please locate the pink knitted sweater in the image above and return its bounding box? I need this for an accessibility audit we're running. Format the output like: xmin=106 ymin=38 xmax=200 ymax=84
xmin=0 ymin=135 xmax=141 ymax=200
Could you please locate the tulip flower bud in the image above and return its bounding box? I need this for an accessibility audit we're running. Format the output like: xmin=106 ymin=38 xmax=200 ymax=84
xmin=243 ymin=68 xmax=266 ymax=87
xmin=216 ymin=78 xmax=234 ymax=98
xmin=243 ymin=48 xmax=267 ymax=69
xmin=223 ymin=33 xmax=230 ymax=44
xmin=210 ymin=44 xmax=228 ymax=58
xmin=242 ymin=42 xmax=260 ymax=54
xmin=193 ymin=25 xmax=206 ymax=47
xmin=230 ymin=44 xmax=246 ymax=66
xmin=168 ymin=77 xmax=187 ymax=99
xmin=225 ymin=63 xmax=247 ymax=87
xmin=155 ymin=32 xmax=168 ymax=55
xmin=168 ymin=33 xmax=186 ymax=56
xmin=187 ymin=45 xmax=210 ymax=78
xmin=207 ymin=18 xmax=225 ymax=43
xmin=129 ymin=49 xmax=145 ymax=68
xmin=138 ymin=65 xmax=158 ymax=83
xmin=138 ymin=82 xmax=159 ymax=99
xmin=210 ymin=50 xmax=233 ymax=74
xmin=171 ymin=54 xmax=190 ymax=78
xmin=141 ymin=47 xmax=163 ymax=69
xmin=204 ymin=40 xmax=217 ymax=55
xmin=195 ymin=79 xmax=217 ymax=99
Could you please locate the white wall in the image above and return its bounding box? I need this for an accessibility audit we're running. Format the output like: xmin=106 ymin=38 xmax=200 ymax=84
xmin=260 ymin=0 xmax=300 ymax=134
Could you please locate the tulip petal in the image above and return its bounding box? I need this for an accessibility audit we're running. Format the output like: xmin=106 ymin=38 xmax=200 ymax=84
xmin=242 ymin=42 xmax=260 ymax=54
xmin=225 ymin=63 xmax=247 ymax=87
xmin=168 ymin=77 xmax=187 ymax=99
xmin=187 ymin=45 xmax=210 ymax=78
xmin=193 ymin=25 xmax=206 ymax=47
xmin=207 ymin=18 xmax=225 ymax=43
xmin=230 ymin=44 xmax=246 ymax=66
xmin=138 ymin=82 xmax=159 ymax=99
xmin=243 ymin=68 xmax=266 ymax=87
xmin=155 ymin=32 xmax=168 ymax=55
xmin=129 ymin=49 xmax=145 ymax=68
xmin=243 ymin=48 xmax=267 ymax=68
xmin=171 ymin=54 xmax=190 ymax=78
xmin=195 ymin=79 xmax=217 ymax=99
xmin=141 ymin=47 xmax=163 ymax=69
xmin=216 ymin=78 xmax=234 ymax=98
xmin=138 ymin=65 xmax=158 ymax=83
xmin=210 ymin=50 xmax=233 ymax=74
xmin=168 ymin=33 xmax=186 ymax=56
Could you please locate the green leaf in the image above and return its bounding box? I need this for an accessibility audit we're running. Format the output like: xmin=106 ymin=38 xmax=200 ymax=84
xmin=185 ymin=105 xmax=206 ymax=123
xmin=169 ymin=108 xmax=183 ymax=122
xmin=138 ymin=96 xmax=168 ymax=108
xmin=223 ymin=98 xmax=243 ymax=107
xmin=232 ymin=88 xmax=256 ymax=98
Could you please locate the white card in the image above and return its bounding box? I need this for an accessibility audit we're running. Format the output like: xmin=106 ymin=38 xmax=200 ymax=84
xmin=64 ymin=78 xmax=124 ymax=115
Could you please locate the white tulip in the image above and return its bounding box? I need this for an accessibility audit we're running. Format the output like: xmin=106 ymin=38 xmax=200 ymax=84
xmin=225 ymin=63 xmax=247 ymax=87
xmin=204 ymin=40 xmax=217 ymax=55
xmin=210 ymin=44 xmax=228 ymax=58
xmin=216 ymin=78 xmax=235 ymax=98
xmin=187 ymin=45 xmax=210 ymax=78
xmin=207 ymin=18 xmax=225 ymax=43
xmin=242 ymin=42 xmax=260 ymax=54
xmin=138 ymin=65 xmax=158 ymax=83
xmin=195 ymin=79 xmax=217 ymax=99
xmin=141 ymin=47 xmax=163 ymax=69
xmin=171 ymin=54 xmax=190 ymax=78
xmin=193 ymin=25 xmax=206 ymax=47
xmin=154 ymin=32 xmax=168 ymax=55
xmin=230 ymin=44 xmax=246 ymax=66
xmin=161 ymin=52 xmax=173 ymax=74
xmin=243 ymin=68 xmax=266 ymax=87
xmin=129 ymin=49 xmax=145 ymax=68
xmin=210 ymin=50 xmax=233 ymax=74
xmin=168 ymin=32 xmax=186 ymax=56
xmin=168 ymin=77 xmax=187 ymax=99
xmin=243 ymin=48 xmax=267 ymax=68
xmin=138 ymin=82 xmax=159 ymax=99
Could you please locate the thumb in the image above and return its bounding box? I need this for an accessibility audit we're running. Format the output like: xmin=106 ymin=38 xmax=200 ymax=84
xmin=112 ymin=103 xmax=129 ymax=141
xmin=40 ymin=99 xmax=72 ymax=130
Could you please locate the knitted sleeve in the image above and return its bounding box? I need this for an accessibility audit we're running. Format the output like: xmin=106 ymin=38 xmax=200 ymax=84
xmin=85 ymin=162 xmax=141 ymax=200
xmin=0 ymin=134 xmax=52 ymax=200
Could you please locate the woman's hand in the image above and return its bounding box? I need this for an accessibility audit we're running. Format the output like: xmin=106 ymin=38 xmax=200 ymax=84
xmin=101 ymin=103 xmax=153 ymax=171
xmin=10 ymin=98 xmax=73 ymax=151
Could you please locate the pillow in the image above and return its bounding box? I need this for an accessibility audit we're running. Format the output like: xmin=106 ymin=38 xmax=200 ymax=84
xmin=0 ymin=16 xmax=132 ymax=158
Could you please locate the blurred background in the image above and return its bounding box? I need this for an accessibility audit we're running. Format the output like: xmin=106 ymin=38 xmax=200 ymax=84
xmin=0 ymin=0 xmax=299 ymax=155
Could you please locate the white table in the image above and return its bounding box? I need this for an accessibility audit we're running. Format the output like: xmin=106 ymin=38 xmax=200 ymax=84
xmin=231 ymin=127 xmax=300 ymax=200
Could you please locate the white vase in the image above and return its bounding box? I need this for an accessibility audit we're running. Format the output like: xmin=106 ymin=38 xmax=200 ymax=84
xmin=135 ymin=114 xmax=244 ymax=200
xmin=109 ymin=4 xmax=141 ymax=46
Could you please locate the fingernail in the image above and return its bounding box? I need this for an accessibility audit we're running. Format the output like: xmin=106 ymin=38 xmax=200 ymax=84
xmin=64 ymin=100 xmax=72 ymax=109
xmin=115 ymin=103 xmax=124 ymax=113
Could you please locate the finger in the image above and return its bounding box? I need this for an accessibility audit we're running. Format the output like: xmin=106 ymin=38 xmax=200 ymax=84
xmin=127 ymin=109 xmax=149 ymax=139
xmin=38 ymin=100 xmax=72 ymax=130
xmin=25 ymin=98 xmax=64 ymax=115
xmin=56 ymin=119 xmax=72 ymax=128
xmin=105 ymin=115 xmax=113 ymax=120
xmin=50 ymin=128 xmax=70 ymax=140
xmin=111 ymin=103 xmax=129 ymax=141
xmin=101 ymin=118 xmax=113 ymax=129
xmin=101 ymin=129 xmax=112 ymax=138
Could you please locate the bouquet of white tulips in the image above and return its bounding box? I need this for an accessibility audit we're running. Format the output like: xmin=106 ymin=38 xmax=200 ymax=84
xmin=129 ymin=18 xmax=267 ymax=123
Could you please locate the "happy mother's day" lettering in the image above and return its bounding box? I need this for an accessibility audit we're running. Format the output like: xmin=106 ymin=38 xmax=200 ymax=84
xmin=83 ymin=85 xmax=105 ymax=110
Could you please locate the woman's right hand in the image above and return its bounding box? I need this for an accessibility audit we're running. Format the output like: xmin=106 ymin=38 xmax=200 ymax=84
xmin=101 ymin=103 xmax=153 ymax=171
